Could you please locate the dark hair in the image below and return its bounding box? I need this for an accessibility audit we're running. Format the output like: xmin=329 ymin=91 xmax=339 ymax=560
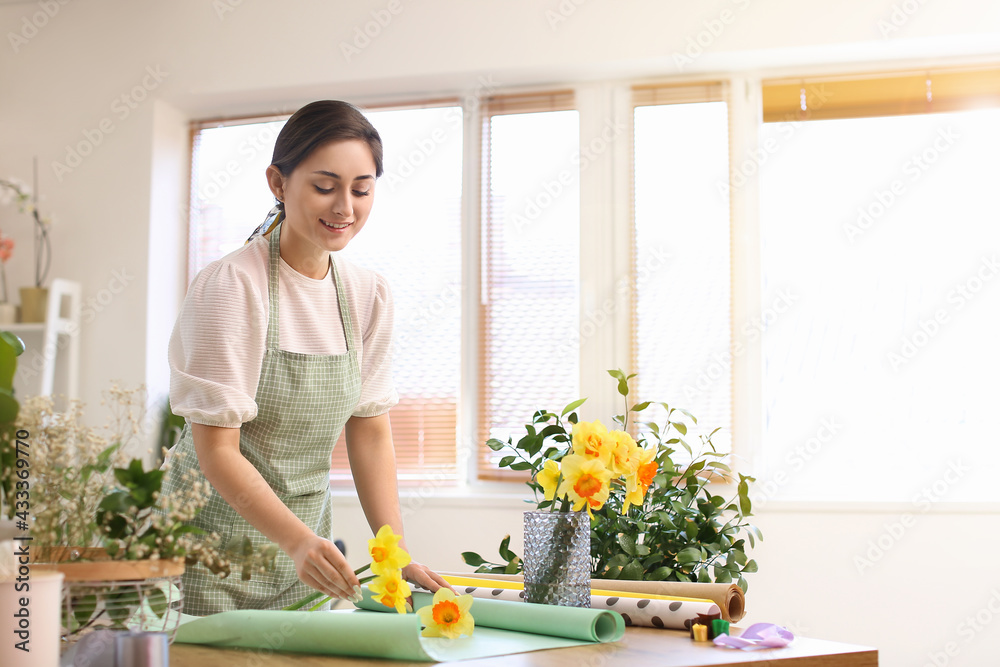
xmin=270 ymin=100 xmax=383 ymax=212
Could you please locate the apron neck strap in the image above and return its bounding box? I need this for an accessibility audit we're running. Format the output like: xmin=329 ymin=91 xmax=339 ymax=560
xmin=266 ymin=221 xmax=355 ymax=352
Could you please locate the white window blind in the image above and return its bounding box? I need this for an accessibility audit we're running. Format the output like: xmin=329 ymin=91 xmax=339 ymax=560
xmin=631 ymin=84 xmax=732 ymax=453
xmin=478 ymin=92 xmax=581 ymax=478
xmin=187 ymin=104 xmax=463 ymax=486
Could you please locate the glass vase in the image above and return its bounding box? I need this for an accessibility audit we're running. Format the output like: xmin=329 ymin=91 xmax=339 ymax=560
xmin=523 ymin=510 xmax=591 ymax=608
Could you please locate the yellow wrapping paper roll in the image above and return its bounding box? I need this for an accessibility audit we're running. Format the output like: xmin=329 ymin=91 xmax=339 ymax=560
xmin=439 ymin=571 xmax=745 ymax=622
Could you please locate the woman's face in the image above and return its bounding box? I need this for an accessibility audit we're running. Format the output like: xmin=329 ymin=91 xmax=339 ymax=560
xmin=268 ymin=139 xmax=377 ymax=256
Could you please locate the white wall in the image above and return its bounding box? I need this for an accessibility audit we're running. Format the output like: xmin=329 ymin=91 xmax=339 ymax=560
xmin=1 ymin=1 xmax=999 ymax=665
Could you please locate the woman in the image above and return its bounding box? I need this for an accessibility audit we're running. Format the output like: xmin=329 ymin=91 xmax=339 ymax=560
xmin=160 ymin=100 xmax=450 ymax=615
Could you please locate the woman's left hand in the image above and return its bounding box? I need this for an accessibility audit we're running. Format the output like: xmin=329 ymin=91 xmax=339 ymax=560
xmin=402 ymin=561 xmax=455 ymax=594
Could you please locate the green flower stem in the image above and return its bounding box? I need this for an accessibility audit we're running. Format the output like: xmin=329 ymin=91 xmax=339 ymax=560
xmin=282 ymin=590 xmax=326 ymax=611
xmin=354 ymin=563 xmax=371 ymax=576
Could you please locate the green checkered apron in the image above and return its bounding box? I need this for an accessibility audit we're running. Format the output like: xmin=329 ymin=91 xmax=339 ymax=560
xmin=161 ymin=222 xmax=362 ymax=615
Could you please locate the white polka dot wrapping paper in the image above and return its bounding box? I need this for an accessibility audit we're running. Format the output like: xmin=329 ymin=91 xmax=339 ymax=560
xmin=436 ymin=576 xmax=721 ymax=630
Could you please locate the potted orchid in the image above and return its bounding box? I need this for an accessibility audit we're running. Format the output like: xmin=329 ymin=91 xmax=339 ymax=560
xmin=1 ymin=168 xmax=53 ymax=322
xmin=0 ymin=232 xmax=14 ymax=324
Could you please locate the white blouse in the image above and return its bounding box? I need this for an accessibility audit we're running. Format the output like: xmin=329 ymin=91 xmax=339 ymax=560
xmin=168 ymin=234 xmax=398 ymax=428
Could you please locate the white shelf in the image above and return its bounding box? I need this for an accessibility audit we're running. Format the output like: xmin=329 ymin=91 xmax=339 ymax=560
xmin=3 ymin=279 xmax=81 ymax=400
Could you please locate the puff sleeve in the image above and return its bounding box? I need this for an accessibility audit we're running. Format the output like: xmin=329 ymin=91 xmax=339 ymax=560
xmin=168 ymin=261 xmax=266 ymax=427
xmin=353 ymin=272 xmax=399 ymax=417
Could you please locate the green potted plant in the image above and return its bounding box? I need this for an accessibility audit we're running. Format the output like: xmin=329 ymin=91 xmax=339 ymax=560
xmin=463 ymin=370 xmax=761 ymax=595
xmin=15 ymin=384 xmax=278 ymax=644
xmin=0 ymin=330 xmax=26 ymax=531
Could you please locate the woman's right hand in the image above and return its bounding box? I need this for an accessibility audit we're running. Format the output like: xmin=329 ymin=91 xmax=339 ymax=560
xmin=286 ymin=534 xmax=362 ymax=602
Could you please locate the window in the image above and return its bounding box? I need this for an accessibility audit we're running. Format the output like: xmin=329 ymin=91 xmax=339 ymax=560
xmin=631 ymin=84 xmax=732 ymax=454
xmin=188 ymin=103 xmax=464 ymax=485
xmin=758 ymin=68 xmax=1000 ymax=502
xmin=478 ymin=92 xmax=581 ymax=478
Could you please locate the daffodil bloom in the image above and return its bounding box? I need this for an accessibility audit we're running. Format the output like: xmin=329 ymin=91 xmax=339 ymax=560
xmin=621 ymin=447 xmax=658 ymax=514
xmin=417 ymin=587 xmax=475 ymax=639
xmin=607 ymin=429 xmax=641 ymax=476
xmin=536 ymin=459 xmax=562 ymax=501
xmin=571 ymin=420 xmax=612 ymax=467
xmin=368 ymin=525 xmax=412 ymax=576
xmin=559 ymin=453 xmax=613 ymax=516
xmin=369 ymin=570 xmax=412 ymax=614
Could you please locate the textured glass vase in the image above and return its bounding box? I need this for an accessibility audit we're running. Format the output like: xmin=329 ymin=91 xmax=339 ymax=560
xmin=523 ymin=510 xmax=591 ymax=608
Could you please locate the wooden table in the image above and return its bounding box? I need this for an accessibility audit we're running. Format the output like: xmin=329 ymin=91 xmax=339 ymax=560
xmin=170 ymin=625 xmax=877 ymax=666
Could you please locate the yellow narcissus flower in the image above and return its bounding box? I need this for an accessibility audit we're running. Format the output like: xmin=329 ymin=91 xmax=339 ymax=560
xmin=417 ymin=587 xmax=475 ymax=639
xmin=621 ymin=447 xmax=658 ymax=514
xmin=607 ymin=429 xmax=641 ymax=476
xmin=368 ymin=525 xmax=412 ymax=576
xmin=571 ymin=420 xmax=612 ymax=467
xmin=560 ymin=453 xmax=613 ymax=516
xmin=536 ymin=459 xmax=562 ymax=501
xmin=369 ymin=570 xmax=412 ymax=614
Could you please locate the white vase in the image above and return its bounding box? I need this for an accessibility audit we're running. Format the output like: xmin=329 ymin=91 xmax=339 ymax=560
xmin=0 ymin=569 xmax=64 ymax=667
xmin=0 ymin=302 xmax=15 ymax=325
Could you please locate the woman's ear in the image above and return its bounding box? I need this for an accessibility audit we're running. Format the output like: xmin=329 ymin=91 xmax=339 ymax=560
xmin=265 ymin=165 xmax=285 ymax=203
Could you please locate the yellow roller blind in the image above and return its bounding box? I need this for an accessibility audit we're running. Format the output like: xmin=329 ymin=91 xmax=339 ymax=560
xmin=763 ymin=66 xmax=1000 ymax=122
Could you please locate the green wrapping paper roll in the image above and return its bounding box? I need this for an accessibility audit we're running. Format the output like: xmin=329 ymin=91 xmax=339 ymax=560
xmin=175 ymin=609 xmax=431 ymax=661
xmin=359 ymin=589 xmax=625 ymax=642
xmin=174 ymin=586 xmax=625 ymax=662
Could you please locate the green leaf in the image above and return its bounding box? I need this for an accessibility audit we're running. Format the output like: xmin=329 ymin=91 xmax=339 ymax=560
xmin=503 ymin=556 xmax=521 ymax=575
xmin=146 ymin=587 xmax=168 ymax=618
xmin=620 ymin=559 xmax=644 ymax=580
xmin=509 ymin=461 xmax=534 ymax=471
xmin=676 ymin=547 xmax=702 ymax=564
xmin=498 ymin=456 xmax=515 ymax=468
xmin=738 ymin=477 xmax=751 ymax=515
xmin=72 ymin=594 xmax=98 ymax=629
xmin=742 ymin=559 xmax=758 ymax=573
xmin=670 ymin=422 xmax=687 ymax=436
xmin=630 ymin=401 xmax=651 ymax=412
xmin=487 ymin=438 xmax=508 ymax=451
xmin=616 ymin=533 xmax=636 ymax=557
xmin=0 ymin=331 xmax=25 ymax=357
xmin=648 ymin=566 xmax=673 ymax=581
xmin=617 ymin=377 xmax=629 ymax=397
xmin=498 ymin=535 xmax=516 ymax=562
xmin=561 ymin=398 xmax=587 ymax=416
xmin=461 ymin=551 xmax=486 ymax=566
xmin=606 ymin=553 xmax=630 ymax=568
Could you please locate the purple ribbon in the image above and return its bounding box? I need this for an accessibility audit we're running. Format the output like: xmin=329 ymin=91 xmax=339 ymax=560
xmin=713 ymin=623 xmax=794 ymax=650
